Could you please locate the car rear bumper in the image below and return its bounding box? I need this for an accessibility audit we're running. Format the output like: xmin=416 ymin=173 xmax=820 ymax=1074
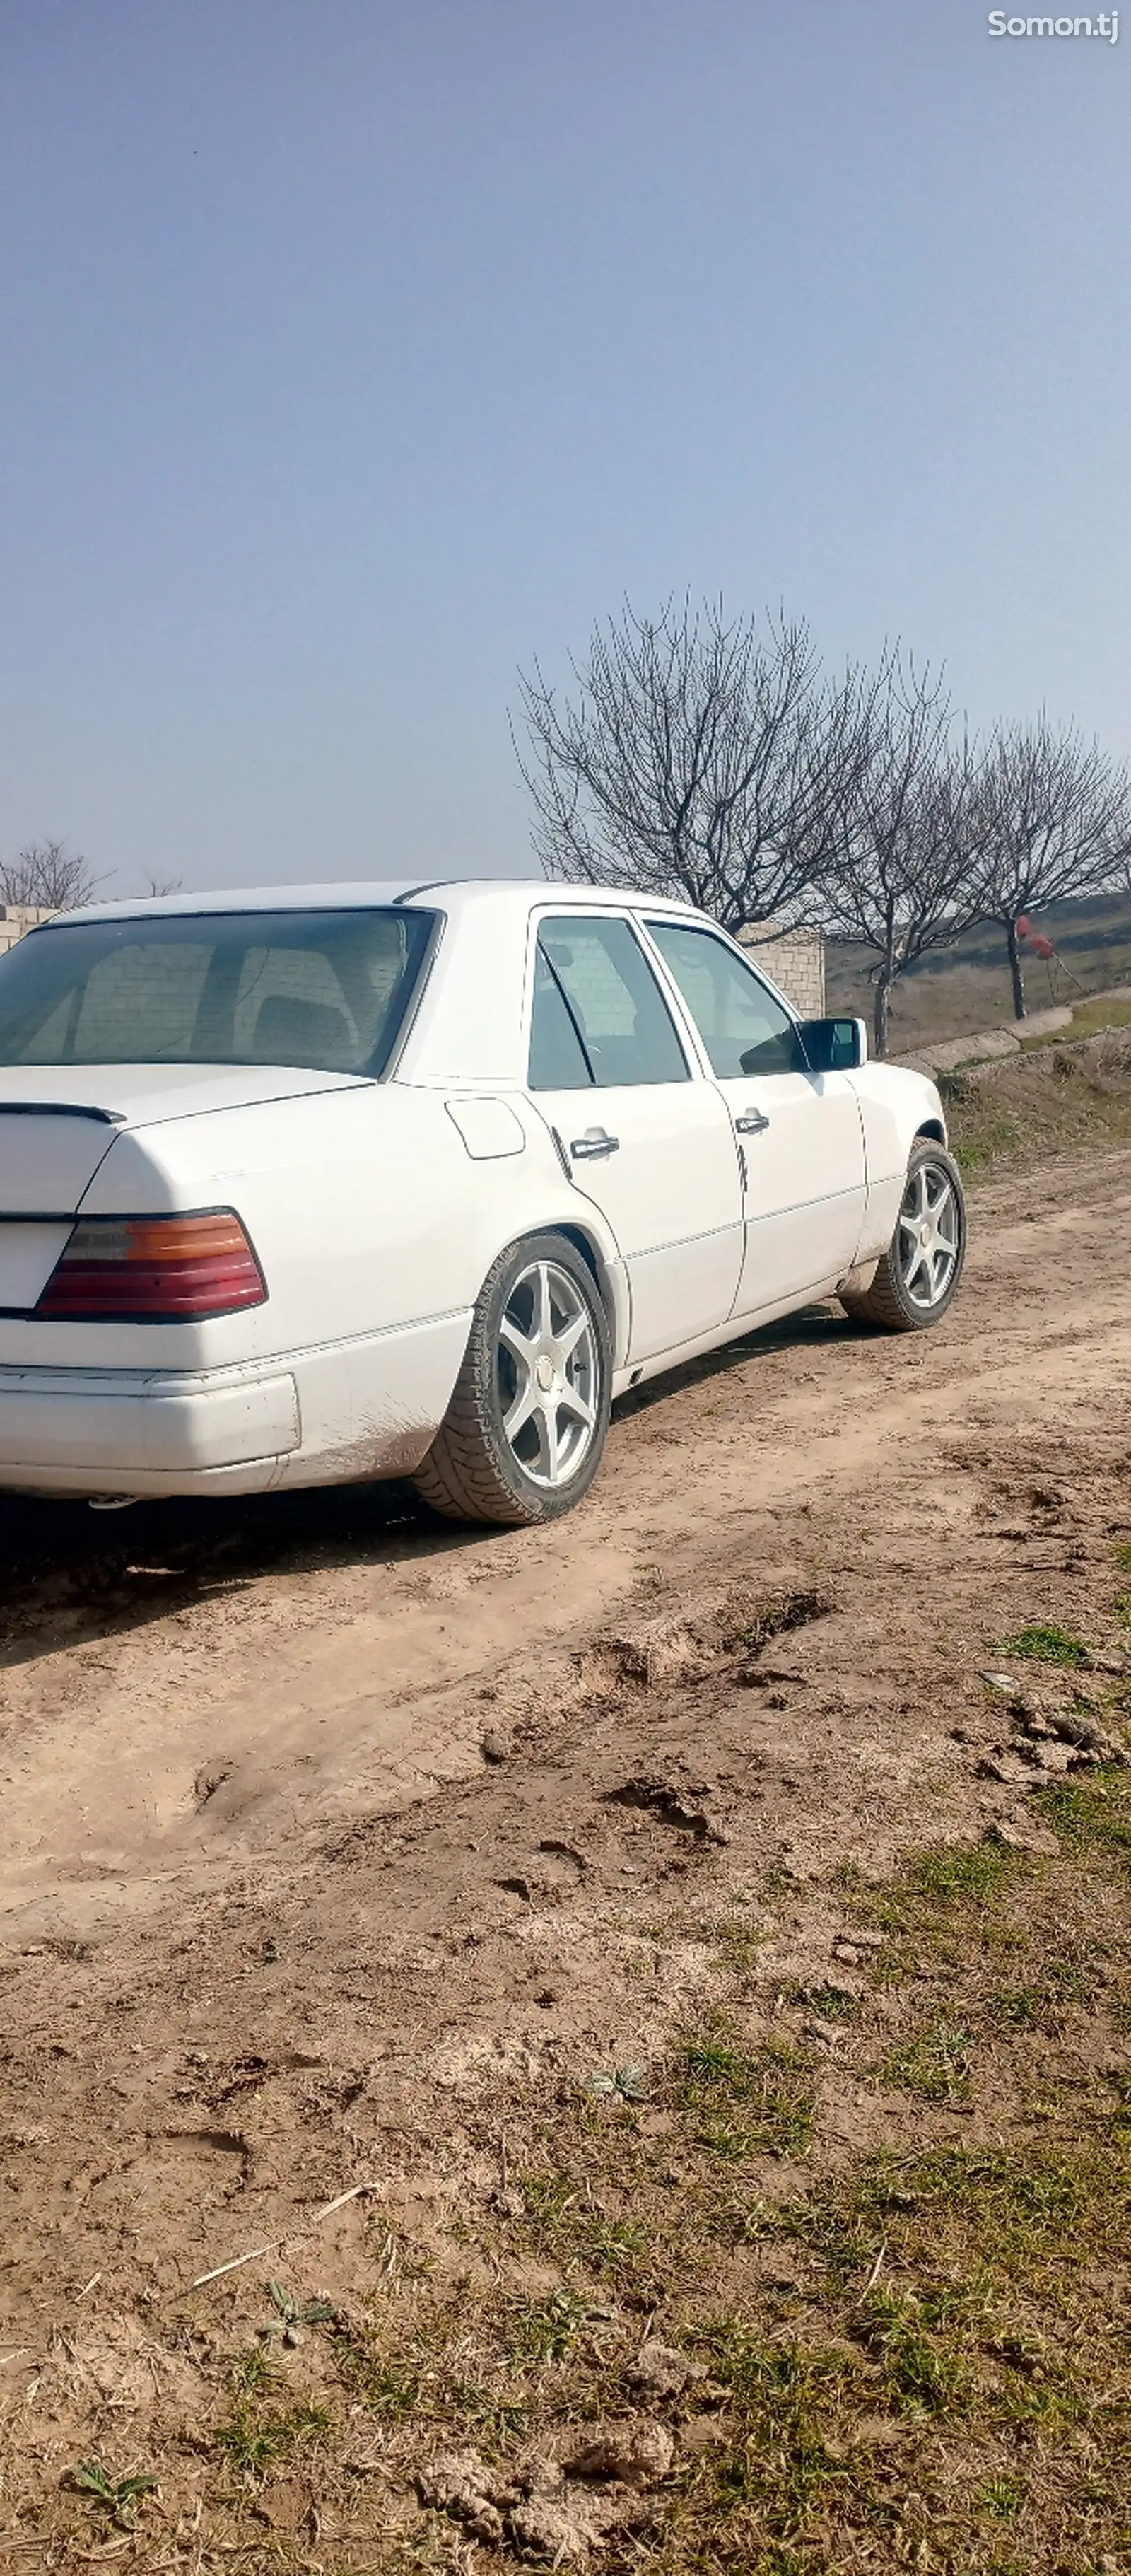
xmin=0 ymin=1360 xmax=302 ymax=1496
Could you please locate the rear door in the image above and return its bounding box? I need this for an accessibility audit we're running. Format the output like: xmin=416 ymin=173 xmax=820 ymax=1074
xmin=527 ymin=913 xmax=743 ymax=1361
xmin=643 ymin=919 xmax=866 ymax=1313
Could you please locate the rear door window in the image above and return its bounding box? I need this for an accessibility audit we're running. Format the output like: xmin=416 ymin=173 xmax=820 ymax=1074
xmin=531 ymin=915 xmax=690 ymax=1088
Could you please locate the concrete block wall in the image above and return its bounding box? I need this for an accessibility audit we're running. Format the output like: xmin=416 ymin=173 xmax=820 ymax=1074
xmin=0 ymin=904 xmax=54 ymax=953
xmin=738 ymin=921 xmax=826 ymax=1020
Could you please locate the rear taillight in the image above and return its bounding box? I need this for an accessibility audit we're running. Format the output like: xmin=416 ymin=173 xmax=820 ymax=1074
xmin=36 ymin=1212 xmax=266 ymax=1321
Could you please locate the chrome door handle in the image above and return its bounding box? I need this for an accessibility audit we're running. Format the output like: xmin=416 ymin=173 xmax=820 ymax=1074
xmin=570 ymin=1129 xmax=620 ymax=1159
xmin=735 ymin=1108 xmax=770 ymax=1135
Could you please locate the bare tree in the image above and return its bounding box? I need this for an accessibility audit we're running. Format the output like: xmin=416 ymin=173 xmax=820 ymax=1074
xmin=515 ymin=598 xmax=872 ymax=932
xmin=0 ymin=838 xmax=99 ymax=912
xmin=825 ymin=654 xmax=982 ymax=1057
xmin=971 ymin=718 xmax=1131 ymax=1019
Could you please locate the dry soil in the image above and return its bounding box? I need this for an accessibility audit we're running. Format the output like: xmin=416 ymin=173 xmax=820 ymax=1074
xmin=1 ymin=1137 xmax=1130 ymax=2568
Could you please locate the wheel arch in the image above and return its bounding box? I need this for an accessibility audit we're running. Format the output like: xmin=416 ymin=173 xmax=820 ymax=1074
xmin=915 ymin=1117 xmax=947 ymax=1146
xmin=551 ymin=1219 xmax=628 ymax=1363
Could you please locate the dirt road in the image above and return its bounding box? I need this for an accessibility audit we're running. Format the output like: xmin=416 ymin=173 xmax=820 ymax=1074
xmin=4 ymin=1146 xmax=1127 ymax=1942
xmin=2 ymin=1141 xmax=1130 ymax=2565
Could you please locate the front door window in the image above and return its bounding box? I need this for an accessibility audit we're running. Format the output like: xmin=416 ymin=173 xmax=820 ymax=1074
xmin=645 ymin=917 xmax=866 ymax=1312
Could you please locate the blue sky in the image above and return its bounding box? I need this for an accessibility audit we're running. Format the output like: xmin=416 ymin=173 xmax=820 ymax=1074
xmin=1 ymin=0 xmax=1127 ymax=892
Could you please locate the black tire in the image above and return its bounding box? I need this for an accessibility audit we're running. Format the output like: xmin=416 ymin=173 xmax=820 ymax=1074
xmin=412 ymin=1231 xmax=613 ymax=1526
xmin=840 ymin=1136 xmax=966 ymax=1334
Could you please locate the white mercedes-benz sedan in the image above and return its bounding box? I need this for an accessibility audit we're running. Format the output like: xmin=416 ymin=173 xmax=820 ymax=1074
xmin=0 ymin=879 xmax=964 ymax=1524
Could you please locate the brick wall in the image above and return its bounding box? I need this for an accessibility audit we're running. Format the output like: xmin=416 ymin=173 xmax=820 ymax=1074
xmin=737 ymin=920 xmax=826 ymax=1020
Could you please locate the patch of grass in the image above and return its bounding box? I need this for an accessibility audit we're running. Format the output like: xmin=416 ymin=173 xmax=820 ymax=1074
xmin=1001 ymin=1621 xmax=1088 ymax=1666
xmin=69 ymin=2461 xmax=158 ymax=2530
xmin=334 ymin=2333 xmax=421 ymax=2416
xmin=986 ymin=1945 xmax=1093 ymax=2034
xmin=979 ymin=2474 xmax=1025 ymax=2519
xmin=679 ymin=2022 xmax=816 ymax=2160
xmin=715 ymin=1913 xmax=766 ymax=1976
xmin=912 ymin=1841 xmax=1021 ymax=1904
xmin=518 ymin=2170 xmax=653 ymax=2283
xmin=505 ymin=2289 xmax=592 ymax=2367
xmin=883 ymin=2016 xmax=975 ymax=2105
xmin=228 ymin=2345 xmax=277 ymax=2397
xmin=783 ymin=1979 xmax=857 ymax=2021
xmin=951 ymin=1112 xmax=1020 ymax=1175
xmin=774 ymin=2138 xmax=1130 ymax=2287
xmin=696 ymin=2325 xmax=857 ymax=2522
xmin=1043 ymin=993 xmax=1131 ymax=1044
xmin=845 ymin=1835 xmax=1029 ymax=1957
xmin=862 ymin=2285 xmax=976 ymax=2414
xmin=214 ymin=2399 xmax=332 ymax=2478
xmin=1036 ymin=1766 xmax=1131 ymax=1872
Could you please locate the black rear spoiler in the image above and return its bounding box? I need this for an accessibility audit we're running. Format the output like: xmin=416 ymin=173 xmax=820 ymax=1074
xmin=0 ymin=1102 xmax=126 ymax=1124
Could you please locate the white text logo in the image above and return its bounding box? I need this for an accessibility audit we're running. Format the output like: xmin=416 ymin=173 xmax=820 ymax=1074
xmin=988 ymin=9 xmax=1118 ymax=33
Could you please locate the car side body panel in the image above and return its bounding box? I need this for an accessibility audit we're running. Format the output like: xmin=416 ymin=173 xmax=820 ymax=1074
xmin=845 ymin=1061 xmax=949 ymax=1264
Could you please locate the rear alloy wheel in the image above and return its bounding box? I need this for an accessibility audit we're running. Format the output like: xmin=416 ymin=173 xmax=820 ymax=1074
xmin=412 ymin=1231 xmax=612 ymax=1525
xmin=840 ymin=1137 xmax=966 ymax=1332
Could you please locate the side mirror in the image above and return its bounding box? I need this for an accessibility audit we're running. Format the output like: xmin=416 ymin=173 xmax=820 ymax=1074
xmin=798 ymin=1016 xmax=867 ymax=1072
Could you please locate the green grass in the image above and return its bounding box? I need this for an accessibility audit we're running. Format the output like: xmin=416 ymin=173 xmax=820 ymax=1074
xmin=334 ymin=2333 xmax=422 ymax=2416
xmin=518 ymin=2169 xmax=654 ymax=2283
xmin=786 ymin=1980 xmax=858 ymax=2022
xmin=844 ymin=1836 xmax=1028 ymax=1955
xmin=1000 ymin=1621 xmax=1088 ymax=1666
xmin=951 ymin=1113 xmax=1021 ymax=1175
xmin=505 ymin=2288 xmax=592 ymax=2367
xmin=1031 ymin=993 xmax=1131 ymax=1045
xmin=214 ymin=2400 xmax=332 ymax=2478
xmin=228 ymin=2345 xmax=277 ymax=2397
xmin=679 ymin=2022 xmax=816 ymax=2160
xmin=883 ymin=2017 xmax=975 ymax=2105
xmin=1036 ymin=1766 xmax=1131 ymax=1872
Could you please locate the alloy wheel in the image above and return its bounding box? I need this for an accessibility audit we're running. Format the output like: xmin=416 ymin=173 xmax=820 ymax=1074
xmin=897 ymin=1156 xmax=961 ymax=1311
xmin=496 ymin=1257 xmax=600 ymax=1489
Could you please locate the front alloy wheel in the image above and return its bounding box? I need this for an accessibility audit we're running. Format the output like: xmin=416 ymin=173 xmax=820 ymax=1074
xmin=896 ymin=1152 xmax=963 ymax=1314
xmin=840 ymin=1137 xmax=967 ymax=1332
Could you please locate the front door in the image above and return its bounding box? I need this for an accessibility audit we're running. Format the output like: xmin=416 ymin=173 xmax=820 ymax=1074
xmin=643 ymin=919 xmax=866 ymax=1315
xmin=527 ymin=913 xmax=744 ymax=1360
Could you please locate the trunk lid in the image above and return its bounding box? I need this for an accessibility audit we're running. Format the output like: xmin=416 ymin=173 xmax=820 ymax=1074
xmin=0 ymin=1061 xmax=371 ymax=1311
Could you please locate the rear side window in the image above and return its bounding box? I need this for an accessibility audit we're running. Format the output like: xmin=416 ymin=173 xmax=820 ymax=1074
xmin=0 ymin=908 xmax=435 ymax=1075
xmin=530 ymin=915 xmax=689 ymax=1089
xmin=647 ymin=921 xmax=803 ymax=1078
xmin=529 ymin=945 xmax=593 ymax=1089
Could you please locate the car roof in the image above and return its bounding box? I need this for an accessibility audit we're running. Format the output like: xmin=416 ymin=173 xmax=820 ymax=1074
xmin=52 ymin=877 xmax=710 ymax=928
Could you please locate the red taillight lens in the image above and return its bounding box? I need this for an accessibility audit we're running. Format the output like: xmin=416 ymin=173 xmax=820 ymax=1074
xmin=36 ymin=1213 xmax=266 ymax=1321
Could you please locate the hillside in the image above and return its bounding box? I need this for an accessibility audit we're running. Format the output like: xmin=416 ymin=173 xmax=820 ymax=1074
xmin=826 ymin=888 xmax=1131 ymax=1047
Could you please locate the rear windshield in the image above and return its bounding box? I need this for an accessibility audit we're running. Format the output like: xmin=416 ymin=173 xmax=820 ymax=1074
xmin=0 ymin=908 xmax=435 ymax=1076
